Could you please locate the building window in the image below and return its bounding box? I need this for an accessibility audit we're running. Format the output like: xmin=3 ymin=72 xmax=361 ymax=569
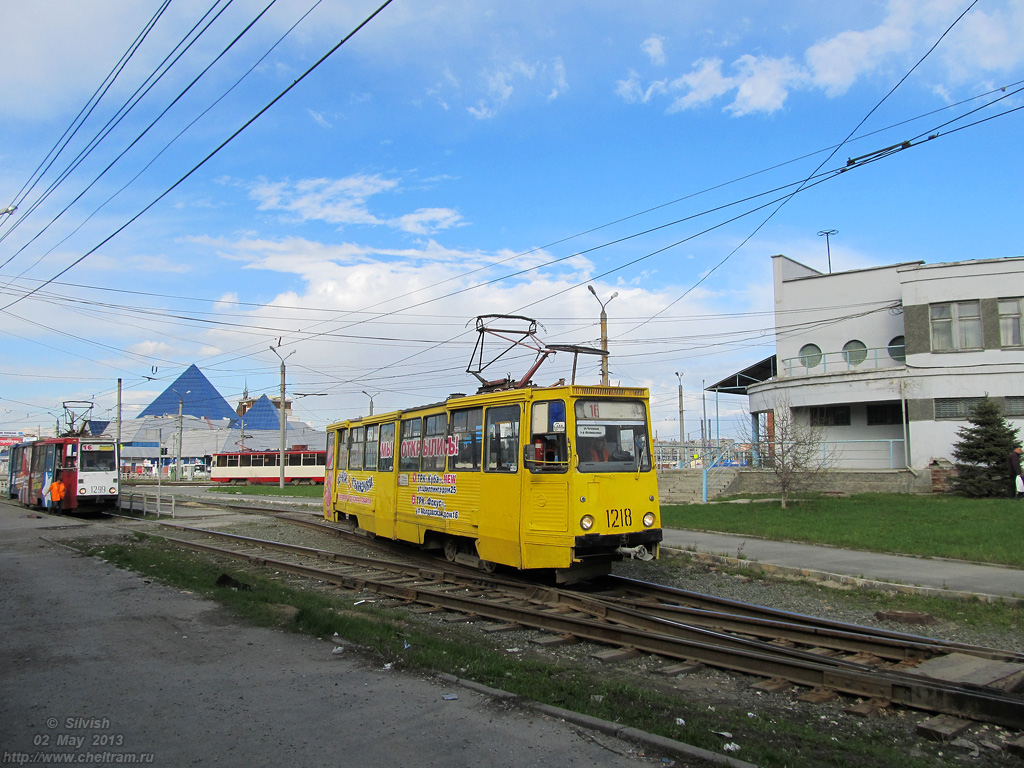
xmin=866 ymin=402 xmax=902 ymax=425
xmin=934 ymin=397 xmax=984 ymax=419
xmin=842 ymin=339 xmax=867 ymax=366
xmin=1006 ymin=397 xmax=1024 ymax=417
xmin=888 ymin=336 xmax=906 ymax=362
xmin=798 ymin=343 xmax=822 ymax=369
xmin=999 ymin=298 xmax=1023 ymax=347
xmin=930 ymin=301 xmax=982 ymax=352
xmin=810 ymin=405 xmax=850 ymax=426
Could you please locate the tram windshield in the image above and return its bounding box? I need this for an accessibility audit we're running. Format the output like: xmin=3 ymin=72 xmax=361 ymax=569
xmin=575 ymin=399 xmax=651 ymax=473
xmin=80 ymin=447 xmax=117 ymax=473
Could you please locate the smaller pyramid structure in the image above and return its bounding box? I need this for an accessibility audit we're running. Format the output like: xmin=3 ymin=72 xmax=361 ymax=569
xmin=231 ymin=395 xmax=290 ymax=431
xmin=137 ymin=364 xmax=238 ymax=421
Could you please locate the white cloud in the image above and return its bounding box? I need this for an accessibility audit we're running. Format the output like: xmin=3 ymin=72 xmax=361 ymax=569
xmin=388 ymin=208 xmax=465 ymax=235
xmin=642 ymin=35 xmax=667 ymax=66
xmin=622 ymin=0 xmax=1024 ymax=115
xmin=249 ymin=175 xmax=406 ymax=229
xmin=727 ymin=55 xmax=806 ymax=115
xmin=667 ymin=59 xmax=734 ymax=112
xmin=214 ymin=293 xmax=239 ymax=312
xmin=616 ymin=69 xmax=668 ymax=104
xmin=467 ymin=58 xmax=569 ymax=119
xmin=307 ymin=109 xmax=333 ymax=129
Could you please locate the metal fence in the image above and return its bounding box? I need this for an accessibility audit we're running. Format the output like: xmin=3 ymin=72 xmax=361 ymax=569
xmin=702 ymin=438 xmax=906 ymax=502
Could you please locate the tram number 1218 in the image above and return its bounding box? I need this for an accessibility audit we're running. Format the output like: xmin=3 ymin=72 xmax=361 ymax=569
xmin=607 ymin=508 xmax=632 ymax=528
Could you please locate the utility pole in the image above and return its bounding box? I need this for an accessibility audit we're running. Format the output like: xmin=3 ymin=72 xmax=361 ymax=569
xmin=116 ymin=379 xmax=122 ymax=477
xmin=173 ymin=389 xmax=189 ymax=481
xmin=588 ymin=285 xmax=617 ymax=385
xmin=270 ymin=345 xmax=295 ymax=488
xmin=675 ymin=372 xmax=684 ymax=467
xmin=701 ymin=379 xmax=708 ymax=467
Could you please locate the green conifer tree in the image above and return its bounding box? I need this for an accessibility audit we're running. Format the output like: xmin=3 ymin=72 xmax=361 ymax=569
xmin=950 ymin=397 xmax=1020 ymax=497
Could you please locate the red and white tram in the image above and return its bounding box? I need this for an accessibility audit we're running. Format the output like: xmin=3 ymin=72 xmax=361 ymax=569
xmin=211 ymin=449 xmax=326 ymax=485
xmin=7 ymin=437 xmax=120 ymax=512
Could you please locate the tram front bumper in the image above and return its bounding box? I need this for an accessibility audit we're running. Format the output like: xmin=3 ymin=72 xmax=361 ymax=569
xmin=574 ymin=528 xmax=662 ymax=557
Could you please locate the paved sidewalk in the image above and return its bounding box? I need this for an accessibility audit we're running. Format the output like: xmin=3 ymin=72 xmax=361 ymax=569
xmin=661 ymin=528 xmax=1024 ymax=601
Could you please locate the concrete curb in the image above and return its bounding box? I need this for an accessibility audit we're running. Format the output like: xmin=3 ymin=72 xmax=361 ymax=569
xmin=437 ymin=673 xmax=758 ymax=768
xmin=662 ymin=546 xmax=1023 ymax=605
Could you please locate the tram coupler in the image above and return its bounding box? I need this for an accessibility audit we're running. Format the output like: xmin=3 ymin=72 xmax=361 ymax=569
xmin=616 ymin=545 xmax=654 ymax=561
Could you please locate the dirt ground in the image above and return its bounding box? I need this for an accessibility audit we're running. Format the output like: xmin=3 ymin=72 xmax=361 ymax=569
xmin=0 ymin=509 xmax=717 ymax=768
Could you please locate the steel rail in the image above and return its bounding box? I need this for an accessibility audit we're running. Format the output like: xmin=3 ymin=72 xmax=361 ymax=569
xmin=150 ymin=526 xmax=1024 ymax=729
xmin=598 ymin=575 xmax=1024 ymax=663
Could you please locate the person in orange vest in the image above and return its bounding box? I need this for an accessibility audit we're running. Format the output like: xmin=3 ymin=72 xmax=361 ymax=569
xmin=49 ymin=472 xmax=67 ymax=511
xmin=587 ymin=437 xmax=611 ymax=462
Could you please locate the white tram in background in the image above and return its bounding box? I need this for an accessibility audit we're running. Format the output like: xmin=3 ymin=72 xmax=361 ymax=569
xmin=210 ymin=449 xmax=326 ymax=485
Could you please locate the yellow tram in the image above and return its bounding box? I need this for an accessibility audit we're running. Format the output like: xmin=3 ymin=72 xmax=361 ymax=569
xmin=323 ymin=383 xmax=661 ymax=582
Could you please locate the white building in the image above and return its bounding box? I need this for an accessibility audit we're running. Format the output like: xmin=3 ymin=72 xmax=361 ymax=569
xmin=742 ymin=254 xmax=1024 ymax=471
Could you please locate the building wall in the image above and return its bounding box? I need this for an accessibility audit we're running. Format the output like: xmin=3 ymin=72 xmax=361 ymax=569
xmin=747 ymin=255 xmax=1024 ymax=471
xmin=771 ymin=254 xmax=913 ymax=374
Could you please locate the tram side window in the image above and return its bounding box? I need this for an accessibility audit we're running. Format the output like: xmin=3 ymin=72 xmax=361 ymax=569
xmin=378 ymin=422 xmax=395 ymax=472
xmin=239 ymin=454 xmax=253 ymax=468
xmin=337 ymin=429 xmax=348 ymax=470
xmin=364 ymin=425 xmax=379 ymax=471
xmin=325 ymin=432 xmax=335 ymax=472
xmin=399 ymin=418 xmax=422 ymax=472
xmin=421 ymin=414 xmax=447 ymax=471
xmin=226 ymin=455 xmax=239 ymax=467
xmin=449 ymin=408 xmax=482 ymax=471
xmin=350 ymin=427 xmax=365 ymax=471
xmin=526 ymin=400 xmax=567 ymax=474
xmin=485 ymin=405 xmax=520 ymax=473
xmin=288 ymin=453 xmax=301 ymax=466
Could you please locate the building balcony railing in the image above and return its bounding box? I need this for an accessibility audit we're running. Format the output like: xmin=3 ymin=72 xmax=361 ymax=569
xmin=780 ymin=345 xmax=905 ymax=378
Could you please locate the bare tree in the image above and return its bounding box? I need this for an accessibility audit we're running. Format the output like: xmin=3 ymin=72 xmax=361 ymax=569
xmin=747 ymin=397 xmax=836 ymax=508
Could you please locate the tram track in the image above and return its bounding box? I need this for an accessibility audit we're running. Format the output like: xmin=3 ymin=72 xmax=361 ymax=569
xmin=143 ymin=515 xmax=1024 ymax=730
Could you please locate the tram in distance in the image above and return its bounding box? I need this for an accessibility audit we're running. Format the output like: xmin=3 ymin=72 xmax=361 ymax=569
xmin=324 ymin=383 xmax=662 ymax=582
xmin=211 ymin=449 xmax=326 ymax=485
xmin=7 ymin=437 xmax=119 ymax=512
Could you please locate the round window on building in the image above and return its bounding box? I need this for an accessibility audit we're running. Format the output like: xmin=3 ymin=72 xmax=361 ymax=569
xmin=842 ymin=339 xmax=867 ymax=366
xmin=888 ymin=335 xmax=906 ymax=362
xmin=798 ymin=343 xmax=822 ymax=369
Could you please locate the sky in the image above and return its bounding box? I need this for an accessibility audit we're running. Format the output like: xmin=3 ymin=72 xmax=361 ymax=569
xmin=1 ymin=0 xmax=1023 ymax=442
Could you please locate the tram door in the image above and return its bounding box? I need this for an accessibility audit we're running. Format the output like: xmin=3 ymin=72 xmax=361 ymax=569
xmin=479 ymin=404 xmax=523 ymax=567
xmin=522 ymin=400 xmax=570 ymax=568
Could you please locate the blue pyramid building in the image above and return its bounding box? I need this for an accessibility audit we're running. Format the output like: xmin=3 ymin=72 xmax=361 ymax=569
xmin=232 ymin=395 xmax=290 ymax=431
xmin=137 ymin=364 xmax=238 ymax=421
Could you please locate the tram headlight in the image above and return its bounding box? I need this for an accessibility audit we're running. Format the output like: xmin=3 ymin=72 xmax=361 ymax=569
xmin=643 ymin=512 xmax=655 ymax=528
xmin=109 ymin=487 xmax=117 ymax=494
xmin=579 ymin=515 xmax=595 ymax=531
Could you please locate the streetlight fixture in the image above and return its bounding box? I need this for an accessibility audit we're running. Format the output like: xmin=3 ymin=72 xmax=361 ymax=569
xmin=587 ymin=285 xmax=617 ymax=385
xmin=362 ymin=391 xmax=379 ymax=416
xmin=270 ymin=346 xmax=295 ymax=488
xmin=1 ymin=205 xmax=16 ymax=217
xmin=817 ymin=229 xmax=838 ymax=273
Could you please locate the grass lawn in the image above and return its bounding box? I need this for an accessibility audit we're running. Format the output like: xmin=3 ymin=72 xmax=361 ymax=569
xmin=661 ymin=493 xmax=1024 ymax=567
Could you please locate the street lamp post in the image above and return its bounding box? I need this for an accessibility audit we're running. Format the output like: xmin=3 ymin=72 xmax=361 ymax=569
xmin=675 ymin=371 xmax=684 ymax=466
xmin=817 ymin=229 xmax=838 ymax=273
xmin=362 ymin=391 xmax=379 ymax=416
xmin=588 ymin=285 xmax=618 ymax=385
xmin=270 ymin=346 xmax=295 ymax=488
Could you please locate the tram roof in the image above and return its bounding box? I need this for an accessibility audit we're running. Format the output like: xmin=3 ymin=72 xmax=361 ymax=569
xmin=325 ymin=384 xmax=650 ymax=429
